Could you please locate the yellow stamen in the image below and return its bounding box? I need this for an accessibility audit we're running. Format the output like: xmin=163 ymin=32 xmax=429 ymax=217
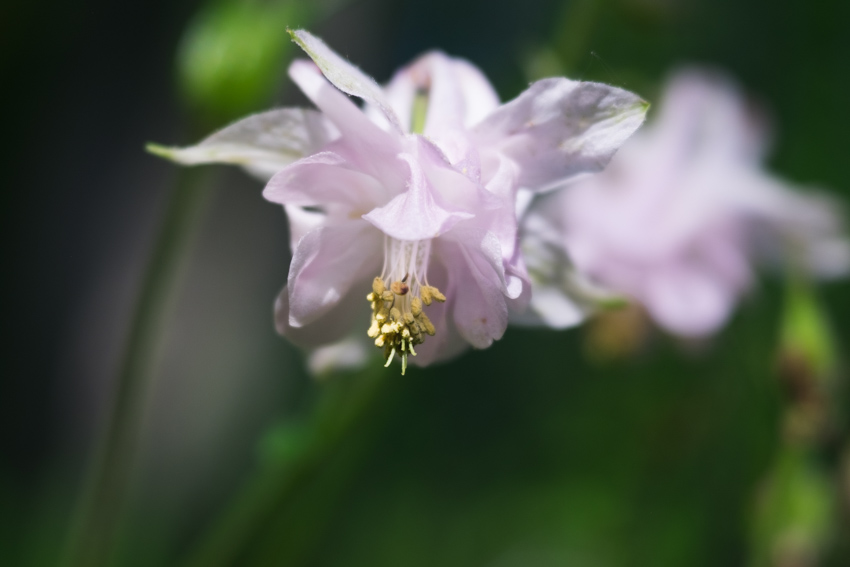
xmin=365 ymin=272 xmax=445 ymax=374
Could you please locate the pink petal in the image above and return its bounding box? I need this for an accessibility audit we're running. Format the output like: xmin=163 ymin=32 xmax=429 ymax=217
xmin=288 ymin=60 xmax=401 ymax=153
xmin=147 ymin=107 xmax=339 ymax=181
xmin=656 ymin=69 xmax=770 ymax=165
xmin=474 ymin=78 xmax=648 ymax=192
xmin=452 ymin=58 xmax=501 ymax=127
xmin=437 ymin=229 xmax=509 ymax=348
xmin=263 ymin=151 xmax=390 ymax=210
xmin=641 ymin=263 xmax=738 ymax=337
xmin=362 ymin=151 xmax=473 ymax=241
xmin=286 ymin=220 xmax=383 ymax=328
xmin=369 ymin=52 xmax=500 ymax=135
xmin=289 ymin=29 xmax=404 ymax=133
xmin=404 ymin=258 xmax=468 ymax=366
xmin=275 ymin=281 xmax=373 ymax=349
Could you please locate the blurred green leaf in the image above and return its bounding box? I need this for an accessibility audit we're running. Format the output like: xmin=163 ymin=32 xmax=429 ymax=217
xmin=749 ymin=446 xmax=834 ymax=567
xmin=176 ymin=0 xmax=312 ymax=122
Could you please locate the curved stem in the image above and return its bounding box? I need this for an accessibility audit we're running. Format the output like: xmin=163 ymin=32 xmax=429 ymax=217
xmin=62 ymin=167 xmax=213 ymax=567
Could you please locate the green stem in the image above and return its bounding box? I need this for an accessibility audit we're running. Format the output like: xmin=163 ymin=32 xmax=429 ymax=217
xmin=179 ymin=368 xmax=389 ymax=567
xmin=62 ymin=167 xmax=213 ymax=567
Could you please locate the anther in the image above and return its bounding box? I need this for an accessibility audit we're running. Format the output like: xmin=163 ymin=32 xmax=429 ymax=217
xmin=411 ymin=297 xmax=423 ymax=316
xmin=391 ymin=281 xmax=409 ymax=295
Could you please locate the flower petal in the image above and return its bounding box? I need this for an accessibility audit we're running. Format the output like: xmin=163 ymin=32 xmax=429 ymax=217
xmin=147 ymin=108 xmax=338 ymax=181
xmin=474 ymin=78 xmax=648 ymax=192
xmin=452 ymin=57 xmax=501 ymax=127
xmin=274 ymin=280 xmax=372 ymax=348
xmin=437 ymin=229 xmax=509 ymax=348
xmin=286 ymin=220 xmax=382 ymax=328
xmin=656 ymin=69 xmax=770 ymax=165
xmin=289 ymin=29 xmax=404 ymax=133
xmin=264 ymin=151 xmax=389 ymax=210
xmin=284 ymin=204 xmax=325 ymax=249
xmin=641 ymin=263 xmax=739 ymax=337
xmin=404 ymin=257 xmax=468 ymax=366
xmin=307 ymin=335 xmax=373 ymax=375
xmin=288 ymin=60 xmax=399 ymax=150
xmin=362 ymin=151 xmax=473 ymax=241
xmin=367 ymin=52 xmax=499 ymax=134
xmin=516 ymin=193 xmax=622 ymax=328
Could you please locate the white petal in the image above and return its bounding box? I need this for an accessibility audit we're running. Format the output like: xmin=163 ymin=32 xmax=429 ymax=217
xmin=286 ymin=220 xmax=382 ymax=328
xmin=367 ymin=52 xmax=499 ymax=134
xmin=284 ymin=205 xmax=325 ymax=251
xmin=274 ymin=281 xmax=372 ymax=349
xmin=289 ymin=29 xmax=404 ymax=133
xmin=437 ymin=230 xmax=509 ymax=349
xmin=264 ymin=150 xmax=389 ymax=210
xmin=474 ymin=78 xmax=648 ymax=192
xmin=288 ymin=60 xmax=400 ymax=155
xmin=147 ymin=108 xmax=338 ymax=181
xmin=452 ymin=58 xmax=501 ymax=127
xmin=307 ymin=336 xmax=373 ymax=375
xmin=656 ymin=69 xmax=771 ymax=165
xmin=642 ymin=264 xmax=739 ymax=337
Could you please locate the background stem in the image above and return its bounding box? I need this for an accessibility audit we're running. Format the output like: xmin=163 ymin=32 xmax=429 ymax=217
xmin=62 ymin=167 xmax=213 ymax=567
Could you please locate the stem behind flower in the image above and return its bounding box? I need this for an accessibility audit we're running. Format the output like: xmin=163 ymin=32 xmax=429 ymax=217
xmin=61 ymin=167 xmax=214 ymax=567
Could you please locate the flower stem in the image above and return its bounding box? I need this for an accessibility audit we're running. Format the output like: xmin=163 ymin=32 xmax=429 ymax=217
xmin=62 ymin=167 xmax=213 ymax=567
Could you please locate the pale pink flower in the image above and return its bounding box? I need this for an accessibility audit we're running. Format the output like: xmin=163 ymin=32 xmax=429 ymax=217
xmin=151 ymin=30 xmax=647 ymax=371
xmin=520 ymin=69 xmax=850 ymax=337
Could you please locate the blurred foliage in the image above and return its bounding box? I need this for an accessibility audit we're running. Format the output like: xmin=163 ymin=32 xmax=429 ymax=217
xmin=750 ymin=446 xmax=834 ymax=567
xmin=177 ymin=0 xmax=334 ymax=124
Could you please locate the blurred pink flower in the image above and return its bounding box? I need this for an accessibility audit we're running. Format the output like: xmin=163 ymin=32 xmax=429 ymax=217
xmin=520 ymin=69 xmax=850 ymax=337
xmin=152 ymin=30 xmax=647 ymax=371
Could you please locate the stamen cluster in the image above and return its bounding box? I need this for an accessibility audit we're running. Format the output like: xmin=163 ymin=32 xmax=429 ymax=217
xmin=366 ymin=276 xmax=445 ymax=374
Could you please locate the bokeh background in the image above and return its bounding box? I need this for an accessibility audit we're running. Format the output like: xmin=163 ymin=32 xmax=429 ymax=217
xmin=2 ymin=0 xmax=848 ymax=565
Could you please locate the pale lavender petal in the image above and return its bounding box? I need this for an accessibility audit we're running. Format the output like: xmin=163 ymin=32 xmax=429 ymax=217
xmin=404 ymin=259 xmax=468 ymax=366
xmin=284 ymin=204 xmax=325 ymax=250
xmin=474 ymin=78 xmax=648 ymax=192
xmin=362 ymin=152 xmax=473 ymax=241
xmin=437 ymin=229 xmax=509 ymax=348
xmin=264 ymin=151 xmax=389 ymax=210
xmin=421 ymin=53 xmax=467 ymax=135
xmin=286 ymin=220 xmax=382 ymax=328
xmin=288 ymin=60 xmax=400 ymax=152
xmin=641 ymin=264 xmax=739 ymax=337
xmin=367 ymin=65 xmax=417 ymax=131
xmin=307 ymin=335 xmax=373 ymax=375
xmin=516 ymin=193 xmax=620 ymax=328
xmin=275 ymin=280 xmax=372 ymax=348
xmin=147 ymin=108 xmax=338 ymax=181
xmin=453 ymin=58 xmax=500 ymax=127
xmin=289 ymin=29 xmax=404 ymax=133
xmin=417 ymin=53 xmax=499 ymax=132
xmin=656 ymin=69 xmax=770 ymax=164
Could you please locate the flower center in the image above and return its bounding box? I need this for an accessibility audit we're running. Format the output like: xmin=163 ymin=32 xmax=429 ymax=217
xmin=365 ymin=237 xmax=446 ymax=374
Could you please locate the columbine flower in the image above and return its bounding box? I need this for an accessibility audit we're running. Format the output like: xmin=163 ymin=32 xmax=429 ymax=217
xmin=150 ymin=30 xmax=647 ymax=372
xmin=520 ymin=69 xmax=850 ymax=338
